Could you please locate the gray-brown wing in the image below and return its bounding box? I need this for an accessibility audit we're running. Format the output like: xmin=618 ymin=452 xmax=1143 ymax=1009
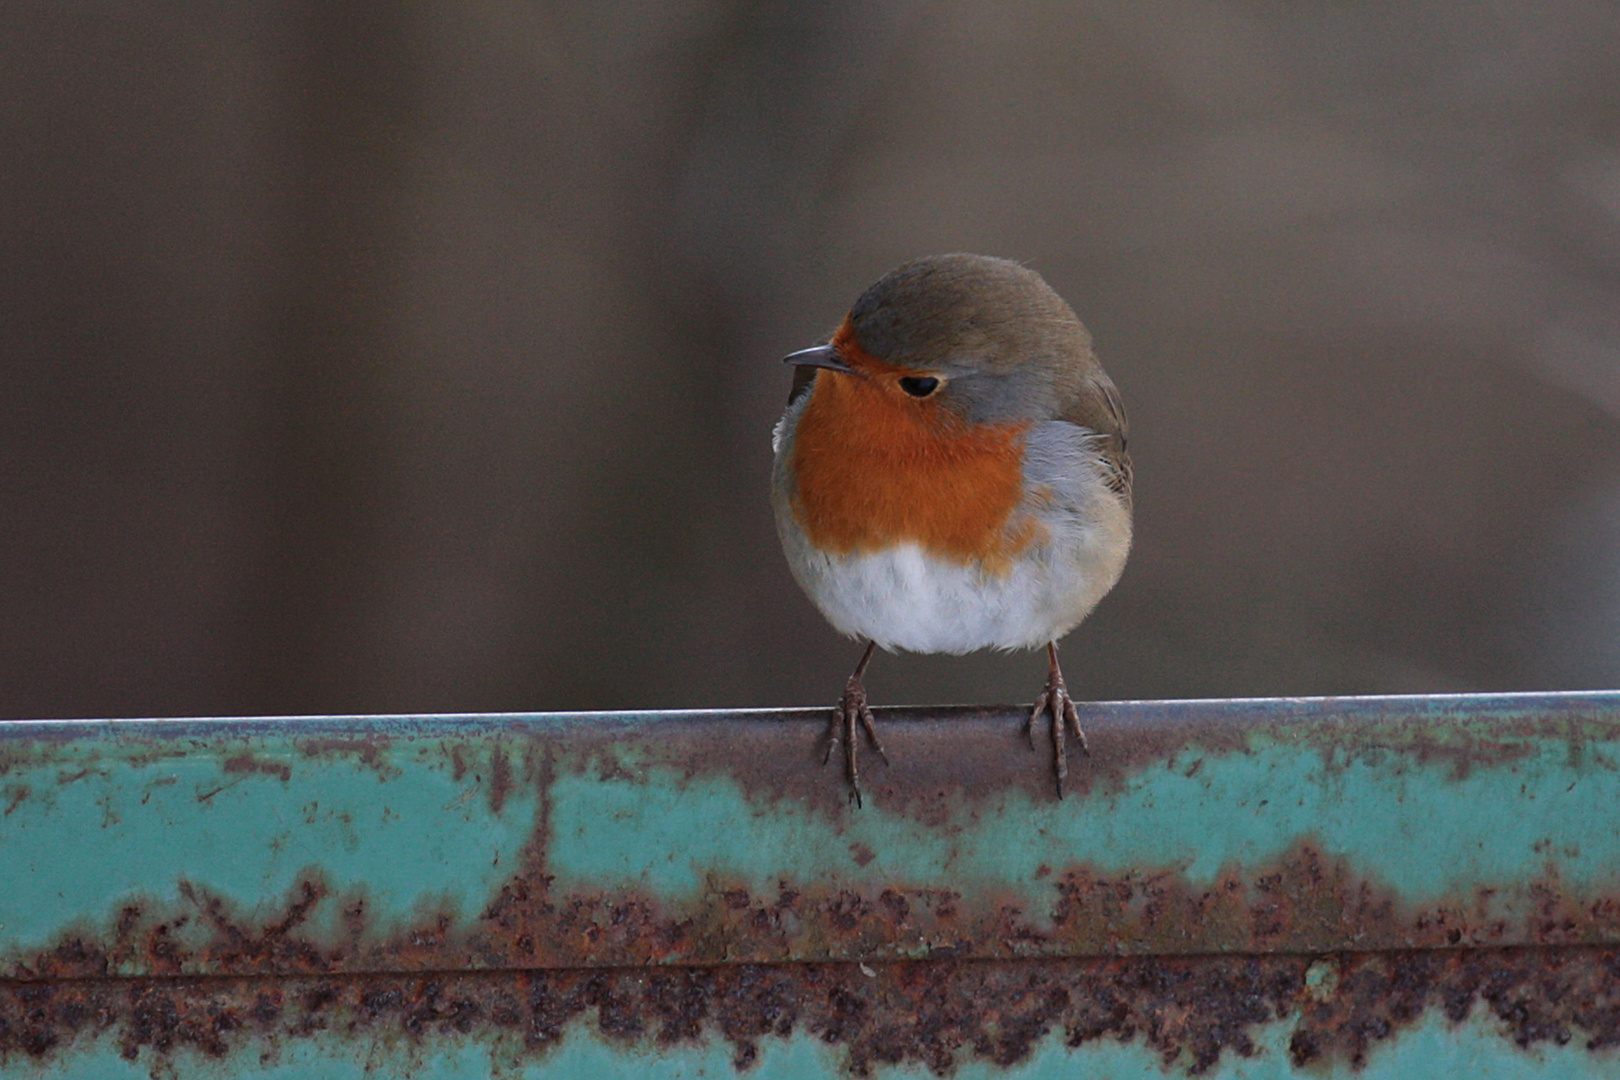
xmin=1057 ymin=372 xmax=1133 ymax=503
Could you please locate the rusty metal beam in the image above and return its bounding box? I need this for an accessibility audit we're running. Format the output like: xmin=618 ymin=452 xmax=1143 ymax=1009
xmin=4 ymin=692 xmax=1620 ymax=1076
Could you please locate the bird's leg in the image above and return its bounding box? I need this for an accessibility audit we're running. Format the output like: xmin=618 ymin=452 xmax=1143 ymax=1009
xmin=823 ymin=639 xmax=887 ymax=806
xmin=1026 ymin=641 xmax=1089 ymax=798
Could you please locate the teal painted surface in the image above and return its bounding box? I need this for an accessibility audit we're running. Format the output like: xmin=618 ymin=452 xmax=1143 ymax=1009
xmin=5 ymin=1005 xmax=1616 ymax=1079
xmin=546 ymin=732 xmax=1620 ymax=900
xmin=5 ymin=693 xmax=1620 ymax=970
xmin=1 ymin=726 xmax=538 ymax=961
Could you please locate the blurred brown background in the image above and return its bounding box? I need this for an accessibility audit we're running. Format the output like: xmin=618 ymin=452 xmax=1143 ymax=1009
xmin=5 ymin=1 xmax=1620 ymax=719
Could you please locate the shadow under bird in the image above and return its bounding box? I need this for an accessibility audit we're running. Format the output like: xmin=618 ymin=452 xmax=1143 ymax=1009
xmin=771 ymin=253 xmax=1134 ymax=804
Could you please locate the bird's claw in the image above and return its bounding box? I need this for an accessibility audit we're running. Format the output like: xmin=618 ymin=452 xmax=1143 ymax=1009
xmin=1028 ymin=648 xmax=1089 ymax=798
xmin=826 ymin=675 xmax=887 ymax=807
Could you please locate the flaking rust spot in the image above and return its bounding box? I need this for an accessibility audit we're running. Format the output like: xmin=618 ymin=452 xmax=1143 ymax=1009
xmin=6 ymin=951 xmax=1620 ymax=1076
xmin=297 ymin=738 xmax=399 ymax=780
xmin=2 ymin=783 xmax=28 ymax=816
xmin=488 ymin=747 xmax=513 ymax=816
xmin=15 ymin=838 xmax=1620 ymax=990
xmin=8 ymin=876 xmax=345 ymax=982
xmin=222 ymin=754 xmax=292 ymax=783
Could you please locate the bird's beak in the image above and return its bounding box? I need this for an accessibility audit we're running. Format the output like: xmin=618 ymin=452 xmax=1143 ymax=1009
xmin=781 ymin=344 xmax=856 ymax=374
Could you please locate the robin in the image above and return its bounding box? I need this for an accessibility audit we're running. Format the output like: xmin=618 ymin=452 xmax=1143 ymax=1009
xmin=771 ymin=253 xmax=1133 ymax=805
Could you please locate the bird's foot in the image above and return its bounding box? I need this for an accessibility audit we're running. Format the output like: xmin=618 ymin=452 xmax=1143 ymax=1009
xmin=1026 ymin=642 xmax=1088 ymax=798
xmin=823 ymin=642 xmax=887 ymax=807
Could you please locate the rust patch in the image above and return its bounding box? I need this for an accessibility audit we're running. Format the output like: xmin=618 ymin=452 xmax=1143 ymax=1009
xmin=1282 ymin=947 xmax=1620 ymax=1069
xmin=542 ymin=703 xmax=1575 ymax=818
xmin=2 ymin=784 xmax=28 ymax=816
xmin=15 ymin=843 xmax=1620 ymax=981
xmin=296 ymin=737 xmax=396 ymax=779
xmin=488 ymin=747 xmax=513 ymax=815
xmin=12 ymin=876 xmax=337 ymax=982
xmin=5 ymin=949 xmax=1620 ymax=1076
xmin=465 ymin=840 xmax=1620 ymax=971
xmin=222 ymin=754 xmax=292 ymax=782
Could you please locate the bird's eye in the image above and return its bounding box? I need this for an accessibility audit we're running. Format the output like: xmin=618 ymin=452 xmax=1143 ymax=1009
xmin=899 ymin=376 xmax=940 ymax=398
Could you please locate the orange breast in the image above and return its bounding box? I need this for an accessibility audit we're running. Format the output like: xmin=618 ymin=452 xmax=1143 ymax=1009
xmin=789 ymin=367 xmax=1039 ymax=574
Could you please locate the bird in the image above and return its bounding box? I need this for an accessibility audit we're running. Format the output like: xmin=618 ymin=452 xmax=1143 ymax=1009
xmin=770 ymin=253 xmax=1133 ymax=805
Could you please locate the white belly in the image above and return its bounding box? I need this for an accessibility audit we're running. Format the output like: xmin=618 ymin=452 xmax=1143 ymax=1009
xmin=773 ymin=512 xmax=1130 ymax=654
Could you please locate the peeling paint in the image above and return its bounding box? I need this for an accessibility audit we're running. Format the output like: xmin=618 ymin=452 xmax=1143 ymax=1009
xmin=4 ymin=693 xmax=1620 ymax=1075
xmin=5 ymin=949 xmax=1620 ymax=1077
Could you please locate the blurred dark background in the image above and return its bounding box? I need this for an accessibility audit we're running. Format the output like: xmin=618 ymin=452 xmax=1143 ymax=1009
xmin=5 ymin=1 xmax=1620 ymax=719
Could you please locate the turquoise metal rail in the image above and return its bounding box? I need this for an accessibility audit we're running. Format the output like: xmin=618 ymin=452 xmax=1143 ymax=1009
xmin=3 ymin=692 xmax=1620 ymax=1077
